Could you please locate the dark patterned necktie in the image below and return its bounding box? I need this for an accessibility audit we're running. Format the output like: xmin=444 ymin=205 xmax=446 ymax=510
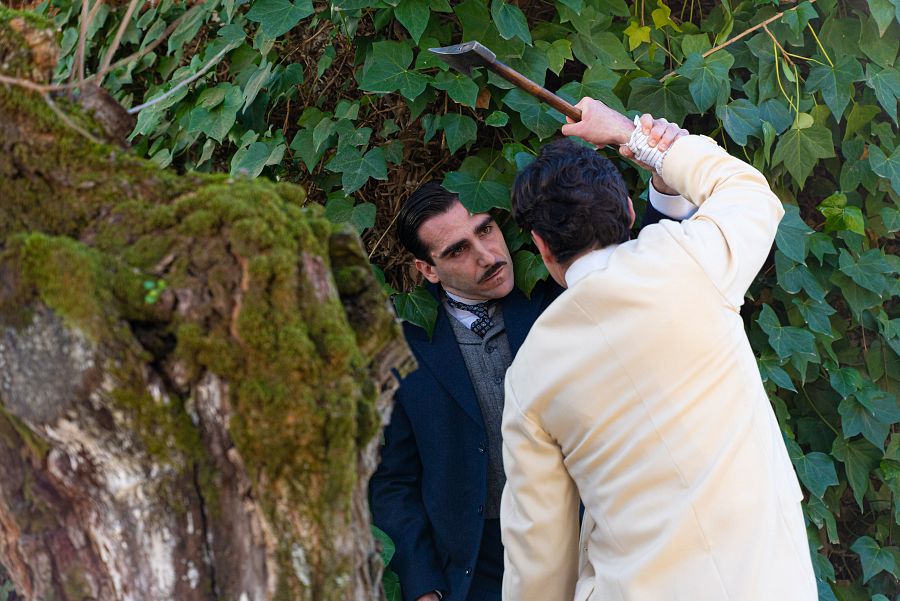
xmin=445 ymin=294 xmax=495 ymax=337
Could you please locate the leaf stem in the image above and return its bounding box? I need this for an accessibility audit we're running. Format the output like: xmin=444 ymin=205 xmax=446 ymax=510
xmin=660 ymin=0 xmax=817 ymax=82
xmin=802 ymin=387 xmax=841 ymax=436
xmin=807 ymin=23 xmax=834 ymax=68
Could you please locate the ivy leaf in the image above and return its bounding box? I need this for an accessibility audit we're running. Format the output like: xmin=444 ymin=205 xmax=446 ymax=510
xmin=230 ymin=141 xmax=285 ymax=178
xmin=818 ymin=193 xmax=865 ymax=235
xmin=241 ymin=60 xmax=274 ymax=112
xmin=485 ymin=111 xmax=509 ymax=127
xmin=868 ymin=0 xmax=896 ymax=35
xmin=829 ymin=367 xmax=864 ymax=399
xmin=432 ymin=71 xmax=480 ymax=107
xmin=512 ymin=250 xmax=549 ymax=297
xmin=805 ymin=56 xmax=864 ymax=121
xmin=758 ymin=354 xmax=797 ymax=391
xmin=881 ymin=206 xmax=900 ymax=232
xmin=865 ymin=64 xmax=900 ymax=124
xmin=678 ymin=52 xmax=734 ymax=112
xmin=759 ymin=98 xmax=793 ymax=134
xmin=491 ymin=0 xmax=532 ymax=44
xmin=775 ymin=204 xmax=814 ymax=264
xmin=246 ymin=0 xmax=314 ymax=38
xmin=783 ymin=1 xmax=819 ymax=37
xmin=757 ymin=304 xmax=817 ymax=362
xmin=772 ymin=126 xmax=835 ymax=187
xmin=545 ymin=39 xmax=573 ymax=75
xmin=188 ymin=84 xmax=243 ymax=142
xmin=868 ymin=145 xmax=900 ymax=195
xmin=290 ymin=128 xmax=326 ymax=172
xmin=503 ymin=88 xmax=566 ymax=139
xmin=775 ymin=251 xmax=826 ymax=301
xmin=850 ymin=536 xmax=898 ymax=583
xmin=594 ymin=32 xmax=637 ymax=70
xmin=396 ymin=0 xmax=430 ymax=44
xmin=558 ymin=64 xmax=626 ymax=113
xmin=628 ymin=77 xmax=697 ymax=124
xmin=325 ymin=146 xmax=388 ymax=194
xmin=623 ymin=21 xmax=651 ymax=51
xmin=839 ymin=394 xmax=893 ymax=449
xmin=807 ymin=232 xmax=838 ymax=263
xmin=716 ymin=99 xmax=761 ymax=145
xmin=833 ymin=437 xmax=881 ymax=510
xmin=357 ymin=41 xmax=429 ymax=100
xmin=443 ymin=156 xmax=511 ymax=213
xmin=838 ymin=249 xmax=891 ymax=295
xmin=792 ymin=296 xmax=835 ymax=336
xmin=394 ymin=286 xmax=439 ymax=339
xmin=829 ymin=272 xmax=882 ymax=318
xmin=324 ymin=196 xmax=376 ymax=234
xmin=793 ymin=451 xmax=839 ymax=498
xmin=440 ymin=113 xmax=478 ymax=153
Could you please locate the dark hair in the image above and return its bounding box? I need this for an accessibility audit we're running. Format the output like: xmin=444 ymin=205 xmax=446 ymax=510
xmin=511 ymin=139 xmax=631 ymax=264
xmin=396 ymin=180 xmax=460 ymax=264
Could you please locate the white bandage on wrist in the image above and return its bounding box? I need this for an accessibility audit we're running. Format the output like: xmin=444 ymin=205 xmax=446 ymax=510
xmin=626 ymin=115 xmax=670 ymax=176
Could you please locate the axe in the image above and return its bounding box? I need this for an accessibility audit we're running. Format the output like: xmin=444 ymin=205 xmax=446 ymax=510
xmin=429 ymin=41 xmax=582 ymax=121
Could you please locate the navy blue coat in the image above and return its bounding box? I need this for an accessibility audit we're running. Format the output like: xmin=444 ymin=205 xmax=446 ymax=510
xmin=370 ymin=203 xmax=672 ymax=601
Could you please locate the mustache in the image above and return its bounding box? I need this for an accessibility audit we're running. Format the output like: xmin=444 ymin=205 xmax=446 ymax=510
xmin=478 ymin=261 xmax=507 ymax=283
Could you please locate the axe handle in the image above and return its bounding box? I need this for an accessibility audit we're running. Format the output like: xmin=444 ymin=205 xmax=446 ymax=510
xmin=488 ymin=60 xmax=582 ymax=121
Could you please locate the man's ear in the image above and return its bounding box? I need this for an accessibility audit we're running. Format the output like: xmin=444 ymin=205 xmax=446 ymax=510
xmin=627 ymin=197 xmax=636 ymax=229
xmin=414 ymin=258 xmax=441 ymax=284
xmin=531 ymin=231 xmax=555 ymax=265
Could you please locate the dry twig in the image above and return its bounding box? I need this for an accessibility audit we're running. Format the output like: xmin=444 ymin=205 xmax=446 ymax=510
xmin=660 ymin=0 xmax=817 ymax=82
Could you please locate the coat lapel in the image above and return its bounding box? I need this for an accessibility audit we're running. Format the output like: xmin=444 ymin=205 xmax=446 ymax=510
xmin=404 ymin=288 xmax=485 ymax=430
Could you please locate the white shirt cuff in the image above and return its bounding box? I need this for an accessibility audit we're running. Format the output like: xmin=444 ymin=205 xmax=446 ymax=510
xmin=648 ymin=181 xmax=697 ymax=220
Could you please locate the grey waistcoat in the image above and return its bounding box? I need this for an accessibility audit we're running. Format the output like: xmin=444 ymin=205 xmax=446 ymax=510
xmin=449 ymin=307 xmax=512 ymax=519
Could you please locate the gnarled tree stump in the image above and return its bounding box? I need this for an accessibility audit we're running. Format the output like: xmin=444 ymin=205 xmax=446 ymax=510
xmin=0 ymin=10 xmax=413 ymax=601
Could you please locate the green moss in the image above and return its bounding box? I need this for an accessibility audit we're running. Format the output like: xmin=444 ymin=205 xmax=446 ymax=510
xmin=0 ymin=7 xmax=53 ymax=29
xmin=2 ymin=46 xmax=405 ymax=592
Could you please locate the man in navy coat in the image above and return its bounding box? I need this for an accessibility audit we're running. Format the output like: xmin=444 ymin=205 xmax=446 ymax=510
xmin=369 ymin=117 xmax=690 ymax=601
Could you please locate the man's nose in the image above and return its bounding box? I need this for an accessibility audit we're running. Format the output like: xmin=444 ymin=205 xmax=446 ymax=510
xmin=473 ymin=240 xmax=494 ymax=265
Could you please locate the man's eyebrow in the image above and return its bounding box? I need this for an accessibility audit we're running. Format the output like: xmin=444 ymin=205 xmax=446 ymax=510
xmin=438 ymin=239 xmax=467 ymax=259
xmin=473 ymin=215 xmax=494 ymax=232
xmin=436 ymin=215 xmax=493 ymax=259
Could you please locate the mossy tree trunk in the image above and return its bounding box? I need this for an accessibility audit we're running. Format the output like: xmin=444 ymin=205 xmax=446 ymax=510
xmin=0 ymin=12 xmax=412 ymax=601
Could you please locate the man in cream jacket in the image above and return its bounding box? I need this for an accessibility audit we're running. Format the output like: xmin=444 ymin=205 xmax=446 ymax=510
xmin=500 ymin=97 xmax=817 ymax=601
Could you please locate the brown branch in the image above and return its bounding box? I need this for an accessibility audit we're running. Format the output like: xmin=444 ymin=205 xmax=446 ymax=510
xmin=98 ymin=0 xmax=145 ymax=78
xmin=42 ymin=93 xmax=101 ymax=144
xmin=70 ymin=0 xmax=92 ymax=83
xmin=764 ymin=25 xmax=795 ymax=66
xmin=660 ymin=0 xmax=816 ymax=82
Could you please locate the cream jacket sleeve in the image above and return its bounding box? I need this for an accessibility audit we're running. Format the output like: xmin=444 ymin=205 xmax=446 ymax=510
xmin=654 ymin=135 xmax=785 ymax=307
xmin=501 ymin=377 xmax=581 ymax=601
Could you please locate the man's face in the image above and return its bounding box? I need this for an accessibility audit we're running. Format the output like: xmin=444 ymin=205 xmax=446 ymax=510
xmin=414 ymin=201 xmax=514 ymax=301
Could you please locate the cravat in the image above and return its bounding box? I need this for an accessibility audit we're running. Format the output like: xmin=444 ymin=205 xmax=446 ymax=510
xmin=445 ymin=294 xmax=495 ymax=337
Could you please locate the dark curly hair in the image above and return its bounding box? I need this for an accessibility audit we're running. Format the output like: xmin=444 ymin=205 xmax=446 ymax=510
xmin=511 ymin=139 xmax=631 ymax=264
xmin=396 ymin=180 xmax=459 ymax=264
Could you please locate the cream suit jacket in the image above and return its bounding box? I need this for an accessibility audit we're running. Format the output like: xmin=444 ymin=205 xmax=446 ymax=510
xmin=500 ymin=136 xmax=817 ymax=601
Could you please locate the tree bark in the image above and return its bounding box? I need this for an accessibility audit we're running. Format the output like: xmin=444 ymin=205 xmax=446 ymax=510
xmin=0 ymin=10 xmax=413 ymax=601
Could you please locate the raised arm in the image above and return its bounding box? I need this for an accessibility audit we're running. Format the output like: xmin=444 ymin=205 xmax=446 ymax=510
xmin=562 ymin=97 xmax=783 ymax=306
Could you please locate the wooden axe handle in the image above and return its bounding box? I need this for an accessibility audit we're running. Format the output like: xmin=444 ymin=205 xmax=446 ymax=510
xmin=488 ymin=60 xmax=582 ymax=122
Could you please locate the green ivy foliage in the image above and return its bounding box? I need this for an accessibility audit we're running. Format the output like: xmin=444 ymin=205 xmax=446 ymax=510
xmin=39 ymin=0 xmax=899 ymax=598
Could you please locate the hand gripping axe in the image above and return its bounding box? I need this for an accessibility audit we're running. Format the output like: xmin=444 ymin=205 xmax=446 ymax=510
xmin=429 ymin=41 xmax=582 ymax=121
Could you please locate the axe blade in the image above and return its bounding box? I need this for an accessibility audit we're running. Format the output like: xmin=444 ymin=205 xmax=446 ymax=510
xmin=428 ymin=41 xmax=497 ymax=76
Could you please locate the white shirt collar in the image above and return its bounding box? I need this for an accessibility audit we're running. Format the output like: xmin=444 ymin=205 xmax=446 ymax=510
xmin=443 ymin=290 xmax=495 ymax=329
xmin=564 ymin=245 xmax=619 ymax=288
